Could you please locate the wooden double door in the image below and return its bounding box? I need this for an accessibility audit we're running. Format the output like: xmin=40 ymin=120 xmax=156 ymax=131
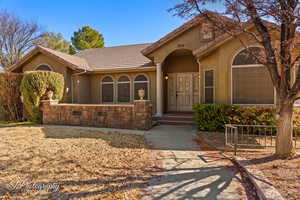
xmin=167 ymin=72 xmax=199 ymax=112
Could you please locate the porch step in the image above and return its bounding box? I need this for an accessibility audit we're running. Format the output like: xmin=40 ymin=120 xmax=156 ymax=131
xmin=166 ymin=111 xmax=194 ymax=115
xmin=153 ymin=113 xmax=195 ymax=126
xmin=159 ymin=120 xmax=195 ymax=126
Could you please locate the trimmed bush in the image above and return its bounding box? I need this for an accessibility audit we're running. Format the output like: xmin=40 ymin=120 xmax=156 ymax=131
xmin=20 ymin=71 xmax=64 ymax=122
xmin=193 ymin=104 xmax=277 ymax=131
xmin=0 ymin=72 xmax=23 ymax=121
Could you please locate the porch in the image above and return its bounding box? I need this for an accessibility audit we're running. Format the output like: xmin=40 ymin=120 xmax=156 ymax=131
xmin=155 ymin=49 xmax=204 ymax=116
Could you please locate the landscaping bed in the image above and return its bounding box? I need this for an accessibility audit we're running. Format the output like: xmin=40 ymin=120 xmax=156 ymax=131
xmin=198 ymin=131 xmax=300 ymax=200
xmin=229 ymin=152 xmax=300 ymax=200
xmin=0 ymin=126 xmax=157 ymax=199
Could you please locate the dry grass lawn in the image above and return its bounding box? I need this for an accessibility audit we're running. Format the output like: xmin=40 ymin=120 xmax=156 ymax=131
xmin=0 ymin=126 xmax=157 ymax=200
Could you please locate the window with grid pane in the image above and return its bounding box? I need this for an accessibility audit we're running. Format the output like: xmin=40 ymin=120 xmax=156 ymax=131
xmin=35 ymin=64 xmax=52 ymax=71
xmin=102 ymin=76 xmax=114 ymax=103
xmin=204 ymin=70 xmax=214 ymax=103
xmin=134 ymin=75 xmax=149 ymax=100
xmin=117 ymin=76 xmax=130 ymax=103
xmin=232 ymin=47 xmax=274 ymax=104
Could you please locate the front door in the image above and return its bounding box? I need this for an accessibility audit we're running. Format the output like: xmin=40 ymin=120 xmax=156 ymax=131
xmin=167 ymin=72 xmax=199 ymax=112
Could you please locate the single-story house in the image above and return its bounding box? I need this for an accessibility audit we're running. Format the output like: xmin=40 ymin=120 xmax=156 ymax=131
xmin=8 ymin=12 xmax=285 ymax=117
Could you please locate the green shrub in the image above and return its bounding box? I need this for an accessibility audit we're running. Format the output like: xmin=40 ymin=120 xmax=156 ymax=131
xmin=0 ymin=72 xmax=23 ymax=121
xmin=20 ymin=71 xmax=64 ymax=122
xmin=193 ymin=104 xmax=277 ymax=131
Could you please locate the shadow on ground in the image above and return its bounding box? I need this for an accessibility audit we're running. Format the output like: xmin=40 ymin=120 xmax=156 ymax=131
xmin=0 ymin=162 xmax=245 ymax=200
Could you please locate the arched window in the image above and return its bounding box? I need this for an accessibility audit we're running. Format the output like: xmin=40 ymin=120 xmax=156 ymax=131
xmin=232 ymin=47 xmax=274 ymax=104
xmin=35 ymin=64 xmax=52 ymax=71
xmin=134 ymin=75 xmax=149 ymax=100
xmin=117 ymin=76 xmax=130 ymax=103
xmin=101 ymin=76 xmax=114 ymax=103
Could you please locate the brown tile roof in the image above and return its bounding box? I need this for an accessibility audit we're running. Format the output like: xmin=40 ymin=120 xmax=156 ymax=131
xmin=75 ymin=43 xmax=154 ymax=70
xmin=8 ymin=44 xmax=154 ymax=72
xmin=8 ymin=45 xmax=89 ymax=72
xmin=38 ymin=46 xmax=90 ymax=70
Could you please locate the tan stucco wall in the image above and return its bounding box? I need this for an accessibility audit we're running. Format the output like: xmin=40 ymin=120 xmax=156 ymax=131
xmin=148 ymin=25 xmax=210 ymax=63
xmin=198 ymin=32 xmax=262 ymax=104
xmin=88 ymin=71 xmax=156 ymax=112
xmin=19 ymin=53 xmax=74 ymax=103
xmin=163 ymin=54 xmax=198 ymax=73
xmin=72 ymin=74 xmax=91 ymax=104
xmin=13 ymin=24 xmax=278 ymax=111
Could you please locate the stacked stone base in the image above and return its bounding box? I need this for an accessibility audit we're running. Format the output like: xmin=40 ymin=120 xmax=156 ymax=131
xmin=41 ymin=100 xmax=152 ymax=130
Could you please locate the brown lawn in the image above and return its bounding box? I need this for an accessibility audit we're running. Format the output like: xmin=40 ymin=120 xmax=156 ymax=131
xmin=0 ymin=126 xmax=157 ymax=200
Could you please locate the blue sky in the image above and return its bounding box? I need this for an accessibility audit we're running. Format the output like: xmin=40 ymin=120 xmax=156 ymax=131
xmin=0 ymin=0 xmax=193 ymax=47
xmin=0 ymin=0 xmax=225 ymax=46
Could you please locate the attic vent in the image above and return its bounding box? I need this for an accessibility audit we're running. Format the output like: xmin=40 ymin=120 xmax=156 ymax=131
xmin=201 ymin=23 xmax=214 ymax=40
xmin=72 ymin=111 xmax=82 ymax=116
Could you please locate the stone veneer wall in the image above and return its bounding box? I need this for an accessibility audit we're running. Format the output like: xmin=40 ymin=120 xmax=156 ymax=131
xmin=41 ymin=100 xmax=152 ymax=130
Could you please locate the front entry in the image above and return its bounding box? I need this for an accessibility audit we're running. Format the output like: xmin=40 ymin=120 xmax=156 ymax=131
xmin=167 ymin=72 xmax=199 ymax=112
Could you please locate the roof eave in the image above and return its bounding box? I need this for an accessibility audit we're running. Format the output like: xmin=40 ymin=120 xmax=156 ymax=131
xmin=87 ymin=66 xmax=157 ymax=74
xmin=7 ymin=47 xmax=39 ymax=72
xmin=7 ymin=46 xmax=88 ymax=72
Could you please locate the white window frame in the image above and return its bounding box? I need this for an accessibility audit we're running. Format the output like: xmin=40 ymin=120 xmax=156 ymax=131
xmin=231 ymin=46 xmax=276 ymax=105
xmin=116 ymin=75 xmax=131 ymax=104
xmin=133 ymin=74 xmax=150 ymax=100
xmin=101 ymin=76 xmax=115 ymax=104
xmin=292 ymin=64 xmax=300 ymax=106
xmin=34 ymin=63 xmax=53 ymax=71
xmin=203 ymin=69 xmax=215 ymax=103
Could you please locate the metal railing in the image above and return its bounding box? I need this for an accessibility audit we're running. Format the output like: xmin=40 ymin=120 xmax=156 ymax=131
xmin=225 ymin=124 xmax=300 ymax=155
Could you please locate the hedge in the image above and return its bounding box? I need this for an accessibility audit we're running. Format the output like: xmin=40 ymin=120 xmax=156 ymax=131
xmin=20 ymin=71 xmax=64 ymax=122
xmin=0 ymin=72 xmax=23 ymax=121
xmin=193 ymin=104 xmax=277 ymax=131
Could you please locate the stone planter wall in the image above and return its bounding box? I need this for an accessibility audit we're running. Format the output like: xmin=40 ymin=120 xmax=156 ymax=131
xmin=41 ymin=100 xmax=152 ymax=130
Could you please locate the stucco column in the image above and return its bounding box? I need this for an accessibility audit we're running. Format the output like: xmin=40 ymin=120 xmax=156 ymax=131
xmin=197 ymin=59 xmax=202 ymax=103
xmin=156 ymin=63 xmax=163 ymax=117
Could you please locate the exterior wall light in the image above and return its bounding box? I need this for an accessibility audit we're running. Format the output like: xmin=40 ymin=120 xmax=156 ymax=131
xmin=165 ymin=74 xmax=169 ymax=80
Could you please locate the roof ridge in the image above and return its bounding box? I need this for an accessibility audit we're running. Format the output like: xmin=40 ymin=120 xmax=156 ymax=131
xmin=76 ymin=43 xmax=152 ymax=54
xmin=37 ymin=45 xmax=85 ymax=59
xmin=36 ymin=45 xmax=90 ymax=70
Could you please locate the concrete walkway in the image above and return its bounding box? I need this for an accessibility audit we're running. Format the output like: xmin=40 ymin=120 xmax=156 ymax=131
xmin=143 ymin=125 xmax=249 ymax=200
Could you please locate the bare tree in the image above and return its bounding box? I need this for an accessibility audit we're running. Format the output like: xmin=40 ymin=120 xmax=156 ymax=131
xmin=0 ymin=10 xmax=44 ymax=69
xmin=170 ymin=0 xmax=300 ymax=156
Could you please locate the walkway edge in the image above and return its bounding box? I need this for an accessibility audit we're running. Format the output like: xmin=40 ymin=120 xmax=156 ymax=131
xmin=232 ymin=156 xmax=285 ymax=200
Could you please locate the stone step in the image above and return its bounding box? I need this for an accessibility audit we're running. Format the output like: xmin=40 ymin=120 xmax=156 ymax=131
xmin=166 ymin=111 xmax=194 ymax=115
xmin=152 ymin=112 xmax=195 ymax=126
xmin=162 ymin=115 xmax=194 ymax=120
xmin=158 ymin=120 xmax=195 ymax=126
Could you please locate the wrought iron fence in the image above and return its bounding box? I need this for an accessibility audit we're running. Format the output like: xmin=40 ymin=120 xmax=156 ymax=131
xmin=225 ymin=124 xmax=300 ymax=154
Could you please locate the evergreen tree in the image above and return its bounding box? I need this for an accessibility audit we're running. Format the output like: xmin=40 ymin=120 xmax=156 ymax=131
xmin=71 ymin=26 xmax=104 ymax=52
